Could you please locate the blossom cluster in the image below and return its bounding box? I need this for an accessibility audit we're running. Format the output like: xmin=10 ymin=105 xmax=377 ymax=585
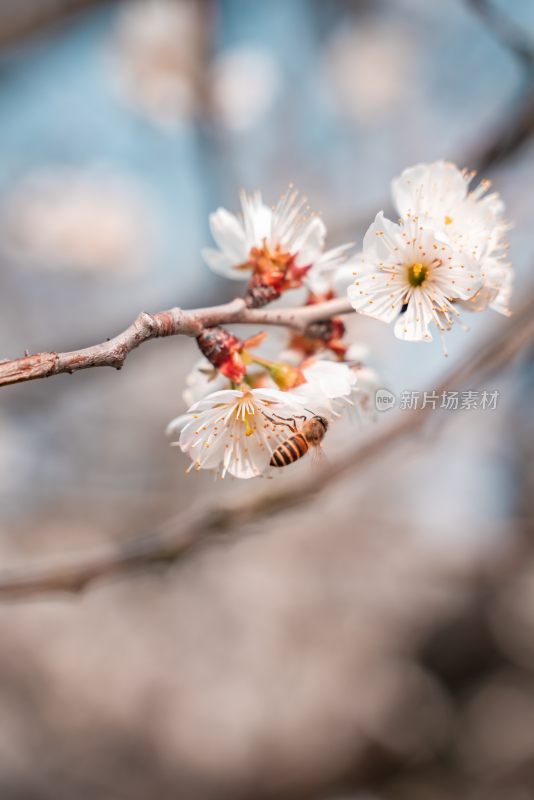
xmin=168 ymin=161 xmax=512 ymax=479
xmin=348 ymin=162 xmax=512 ymax=353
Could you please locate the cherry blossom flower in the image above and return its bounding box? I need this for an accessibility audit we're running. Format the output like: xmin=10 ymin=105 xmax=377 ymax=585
xmin=292 ymin=359 xmax=357 ymax=419
xmin=347 ymin=212 xmax=483 ymax=351
xmin=202 ymin=189 xmax=354 ymax=306
xmin=167 ymin=387 xmax=306 ymax=479
xmin=391 ymin=160 xmax=512 ymax=315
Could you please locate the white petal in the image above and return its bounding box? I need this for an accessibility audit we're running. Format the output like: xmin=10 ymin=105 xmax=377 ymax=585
xmin=304 ymin=243 xmax=355 ymax=292
xmin=293 ymin=217 xmax=326 ymax=266
xmin=489 ymin=265 xmax=513 ymax=315
xmin=348 ymin=268 xmax=405 ymax=324
xmin=333 ymin=255 xmax=361 ymax=294
xmin=392 ymin=160 xmax=468 ymax=220
xmin=187 ymin=389 xmax=242 ymax=413
xmin=362 ymin=211 xmax=405 ymax=261
xmin=209 ymin=207 xmax=248 ymax=262
xmin=271 ymin=189 xmax=307 ymax=247
xmin=166 ymin=413 xmax=193 ymax=437
xmin=393 ymin=291 xmax=434 ymax=342
xmin=292 ymin=360 xmax=356 ymax=420
xmin=240 ymin=190 xmax=273 ymax=249
xmin=201 ymin=247 xmax=245 ymax=279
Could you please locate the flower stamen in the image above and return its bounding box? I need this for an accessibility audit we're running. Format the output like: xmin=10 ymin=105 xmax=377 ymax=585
xmin=407 ymin=262 xmax=428 ymax=287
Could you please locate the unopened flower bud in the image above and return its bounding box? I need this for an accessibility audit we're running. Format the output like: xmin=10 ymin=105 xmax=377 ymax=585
xmin=287 ymin=317 xmax=347 ymax=359
xmin=305 ymin=318 xmax=346 ymax=343
xmin=196 ymin=327 xmax=246 ymax=382
xmin=268 ymin=361 xmax=305 ymax=390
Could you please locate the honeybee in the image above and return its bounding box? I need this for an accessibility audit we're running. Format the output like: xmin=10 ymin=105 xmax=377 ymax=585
xmin=268 ymin=414 xmax=329 ymax=468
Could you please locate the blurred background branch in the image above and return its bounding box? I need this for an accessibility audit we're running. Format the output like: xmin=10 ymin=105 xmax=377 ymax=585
xmin=467 ymin=0 xmax=534 ymax=69
xmin=0 ymin=0 xmax=107 ymax=47
xmin=465 ymin=0 xmax=534 ymax=172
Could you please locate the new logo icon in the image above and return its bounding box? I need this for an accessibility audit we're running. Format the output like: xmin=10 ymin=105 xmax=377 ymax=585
xmin=375 ymin=388 xmax=396 ymax=412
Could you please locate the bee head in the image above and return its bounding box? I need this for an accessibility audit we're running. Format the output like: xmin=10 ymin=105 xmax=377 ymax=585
xmin=303 ymin=409 xmax=329 ymax=433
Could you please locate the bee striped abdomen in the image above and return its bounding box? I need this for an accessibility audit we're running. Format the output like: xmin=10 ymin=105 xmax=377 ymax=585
xmin=270 ymin=434 xmax=308 ymax=467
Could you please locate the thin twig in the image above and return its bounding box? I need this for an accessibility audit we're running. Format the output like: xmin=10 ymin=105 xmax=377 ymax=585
xmin=0 ymin=297 xmax=352 ymax=389
xmin=0 ymin=288 xmax=532 ymax=601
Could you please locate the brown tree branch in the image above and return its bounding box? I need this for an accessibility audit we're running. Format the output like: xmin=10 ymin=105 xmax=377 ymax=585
xmin=0 ymin=296 xmax=352 ymax=389
xmin=0 ymin=287 xmax=532 ymax=601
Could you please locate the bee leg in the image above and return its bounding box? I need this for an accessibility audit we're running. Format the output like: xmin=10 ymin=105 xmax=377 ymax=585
xmin=273 ymin=413 xmax=302 ymax=432
xmin=264 ymin=413 xmax=297 ymax=433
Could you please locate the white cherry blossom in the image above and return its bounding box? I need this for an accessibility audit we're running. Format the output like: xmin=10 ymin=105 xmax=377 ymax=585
xmin=167 ymin=387 xmax=306 ymax=479
xmin=347 ymin=212 xmax=483 ymax=349
xmin=202 ymin=188 xmax=353 ymax=292
xmin=392 ymin=160 xmax=512 ymax=315
xmin=292 ymin=359 xmax=357 ymax=419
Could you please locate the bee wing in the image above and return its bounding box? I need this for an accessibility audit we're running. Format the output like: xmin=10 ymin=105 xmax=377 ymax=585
xmin=311 ymin=443 xmax=329 ymax=468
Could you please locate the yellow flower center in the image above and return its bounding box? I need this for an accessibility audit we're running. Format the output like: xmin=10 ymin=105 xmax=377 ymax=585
xmin=444 ymin=215 xmax=453 ymax=225
xmin=407 ymin=262 xmax=428 ymax=287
